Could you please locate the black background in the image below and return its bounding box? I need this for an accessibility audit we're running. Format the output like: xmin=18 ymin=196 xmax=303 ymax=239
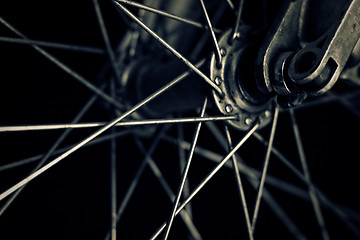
xmin=0 ymin=1 xmax=360 ymax=239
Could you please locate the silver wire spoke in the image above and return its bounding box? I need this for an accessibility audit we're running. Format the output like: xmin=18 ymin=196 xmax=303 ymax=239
xmin=128 ymin=18 xmax=142 ymax=58
xmin=225 ymin=0 xmax=235 ymax=11
xmin=115 ymin=0 xmax=221 ymax=33
xmin=107 ymin=128 xmax=167 ymax=236
xmin=204 ymin=121 xmax=307 ymax=239
xmin=0 ymin=36 xmax=105 ymax=54
xmin=150 ymin=122 xmax=260 ymax=240
xmin=133 ymin=137 xmax=203 ymax=240
xmin=190 ymin=2 xmax=227 ymax=61
xmin=0 ymin=57 xmax=200 ymax=202
xmin=104 ymin=128 xmax=202 ymax=240
xmin=164 ymin=133 xmax=360 ymax=226
xmin=93 ymin=0 xmax=122 ymax=85
xmin=109 ymin=79 xmax=118 ymax=240
xmin=252 ymin=106 xmax=279 ymax=232
xmin=199 ymin=0 xmax=222 ymax=64
xmin=164 ymin=134 xmax=310 ymax=203
xmin=162 ymin=97 xmax=208 ymax=240
xmin=0 ymin=16 xmax=124 ymax=110
xmin=0 ymin=130 xmax=133 ymax=173
xmin=253 ymin=131 xmax=360 ymax=238
xmin=289 ymin=109 xmax=330 ymax=240
xmin=126 ymin=0 xmax=147 ymax=57
xmin=0 ymin=59 xmax=204 ymax=171
xmin=261 ymin=188 xmax=308 ymax=240
xmin=163 ymin=134 xmax=226 ymax=167
xmin=0 ymin=115 xmax=237 ymax=132
xmin=113 ymin=2 xmax=223 ymax=96
xmin=231 ymin=0 xmax=245 ymax=40
xmin=224 ymin=125 xmax=254 ymax=240
xmin=110 ymin=133 xmax=117 ymax=240
xmin=316 ymin=194 xmax=360 ymax=238
xmin=177 ymin=122 xmax=193 ymax=223
xmin=0 ymin=87 xmax=101 ymax=216
xmin=204 ymin=122 xmax=229 ymax=151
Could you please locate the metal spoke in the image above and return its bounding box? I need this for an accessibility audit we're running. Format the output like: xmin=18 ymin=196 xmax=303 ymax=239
xmin=177 ymin=122 xmax=193 ymax=223
xmin=225 ymin=0 xmax=235 ymax=11
xmin=110 ymin=133 xmax=117 ymax=240
xmin=109 ymin=79 xmax=118 ymax=240
xmin=133 ymin=137 xmax=202 ymax=240
xmin=0 ymin=16 xmax=124 ymax=110
xmin=289 ymin=109 xmax=330 ymax=240
xmin=104 ymin=129 xmax=202 ymax=240
xmin=162 ymin=97 xmax=208 ymax=240
xmin=108 ymin=128 xmax=167 ymax=233
xmin=0 ymin=115 xmax=237 ymax=132
xmin=150 ymin=122 xmax=259 ymax=240
xmin=0 ymin=87 xmax=100 ymax=216
xmin=252 ymin=106 xmax=279 ymax=232
xmin=164 ymin=134 xmax=308 ymax=202
xmin=0 ymin=58 xmax=200 ymax=202
xmin=204 ymin=121 xmax=306 ymax=239
xmin=128 ymin=14 xmax=143 ymax=58
xmin=261 ymin=188 xmax=308 ymax=240
xmin=0 ymin=130 xmax=133 ymax=173
xmin=113 ymin=2 xmax=223 ymax=96
xmin=231 ymin=0 xmax=245 ymax=41
xmin=253 ymin=132 xmax=360 ymax=238
xmin=199 ymin=0 xmax=222 ymax=63
xmin=164 ymin=134 xmax=360 ymax=225
xmin=0 ymin=36 xmax=105 ymax=54
xmin=93 ymin=0 xmax=122 ymax=84
xmin=224 ymin=125 xmax=253 ymax=240
xmin=190 ymin=3 xmax=227 ymax=61
xmin=163 ymin=134 xmax=226 ymax=167
xmin=115 ymin=0 xmax=221 ymax=33
xmin=0 ymin=59 xmax=204 ymax=171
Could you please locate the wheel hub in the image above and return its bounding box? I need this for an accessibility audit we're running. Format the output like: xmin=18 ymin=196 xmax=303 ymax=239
xmin=211 ymin=29 xmax=273 ymax=131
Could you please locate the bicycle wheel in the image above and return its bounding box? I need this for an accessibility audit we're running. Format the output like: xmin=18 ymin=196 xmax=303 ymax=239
xmin=0 ymin=0 xmax=359 ymax=239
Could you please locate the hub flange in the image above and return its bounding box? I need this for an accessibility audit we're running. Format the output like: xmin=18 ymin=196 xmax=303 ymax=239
xmin=211 ymin=29 xmax=273 ymax=131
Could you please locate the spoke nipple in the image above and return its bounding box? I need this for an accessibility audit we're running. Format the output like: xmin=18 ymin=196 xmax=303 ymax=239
xmin=220 ymin=47 xmax=227 ymax=56
xmin=264 ymin=110 xmax=271 ymax=118
xmin=225 ymin=104 xmax=233 ymax=113
xmin=215 ymin=76 xmax=223 ymax=86
xmin=245 ymin=117 xmax=253 ymax=126
xmin=234 ymin=32 xmax=240 ymax=40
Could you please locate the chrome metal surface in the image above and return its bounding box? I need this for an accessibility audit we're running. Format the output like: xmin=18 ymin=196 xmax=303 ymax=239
xmin=256 ymin=0 xmax=360 ymax=100
xmin=211 ymin=29 xmax=273 ymax=130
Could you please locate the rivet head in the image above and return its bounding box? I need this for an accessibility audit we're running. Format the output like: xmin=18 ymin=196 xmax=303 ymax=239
xmin=225 ymin=105 xmax=233 ymax=113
